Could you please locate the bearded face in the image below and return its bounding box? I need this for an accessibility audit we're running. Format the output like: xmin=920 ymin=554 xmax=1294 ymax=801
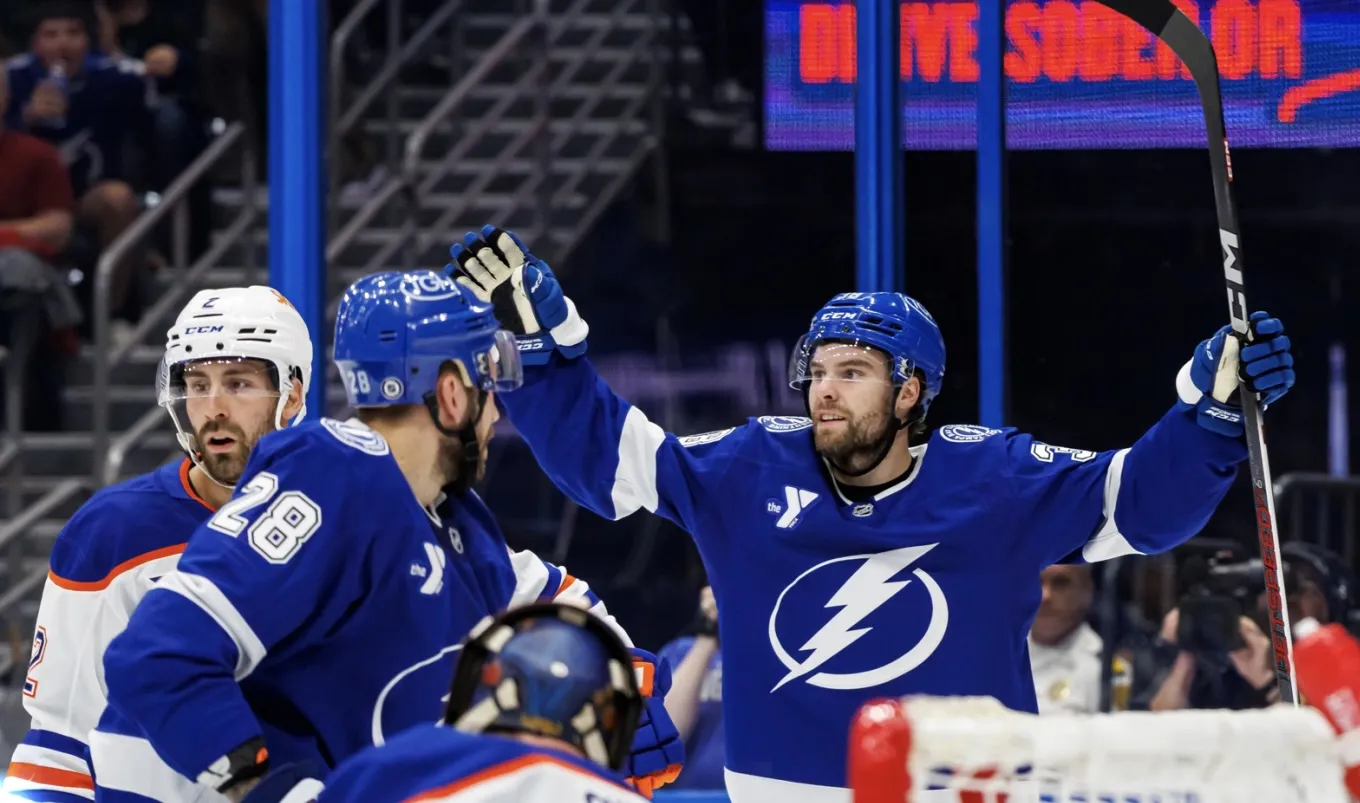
xmin=811 ymin=381 xmax=898 ymax=474
xmin=804 ymin=344 xmax=914 ymax=475
xmin=179 ymin=359 xmax=282 ymax=485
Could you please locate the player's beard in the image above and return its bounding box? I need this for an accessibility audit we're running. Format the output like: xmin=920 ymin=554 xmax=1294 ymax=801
xmin=436 ymin=431 xmax=488 ymax=489
xmin=814 ymin=394 xmax=896 ymax=474
xmin=196 ymin=420 xmax=266 ymax=485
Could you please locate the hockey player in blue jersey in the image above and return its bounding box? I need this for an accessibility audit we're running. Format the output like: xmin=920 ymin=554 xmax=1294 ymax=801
xmin=240 ymin=601 xmax=653 ymax=803
xmin=3 ymin=286 xmax=313 ymax=803
xmin=95 ymin=271 xmax=682 ymax=802
xmin=447 ymin=226 xmax=1297 ymax=803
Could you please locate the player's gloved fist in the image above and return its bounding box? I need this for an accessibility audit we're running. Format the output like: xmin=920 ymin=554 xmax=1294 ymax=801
xmin=447 ymin=225 xmax=588 ymax=365
xmin=1176 ymin=311 xmax=1294 ymax=437
xmin=626 ymin=648 xmax=685 ymax=798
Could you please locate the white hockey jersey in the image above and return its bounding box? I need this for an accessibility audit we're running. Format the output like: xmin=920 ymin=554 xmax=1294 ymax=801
xmin=312 ymin=725 xmax=647 ymax=803
xmin=3 ymin=460 xmax=213 ymax=803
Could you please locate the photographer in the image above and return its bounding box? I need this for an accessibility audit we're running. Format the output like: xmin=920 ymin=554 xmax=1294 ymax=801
xmin=1141 ymin=607 xmax=1278 ymax=711
xmin=1129 ymin=551 xmax=1280 ymax=711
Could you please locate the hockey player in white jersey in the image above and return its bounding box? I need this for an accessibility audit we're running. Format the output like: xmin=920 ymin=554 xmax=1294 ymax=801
xmin=447 ymin=226 xmax=1297 ymax=803
xmin=2 ymin=287 xmax=313 ymax=803
xmin=93 ymin=271 xmax=682 ymax=802
xmin=239 ymin=601 xmax=652 ymax=803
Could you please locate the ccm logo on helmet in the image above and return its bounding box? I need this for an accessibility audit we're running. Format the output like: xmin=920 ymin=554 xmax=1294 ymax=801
xmin=821 ymin=312 xmax=857 ymax=320
xmin=183 ymin=325 xmax=225 ymax=335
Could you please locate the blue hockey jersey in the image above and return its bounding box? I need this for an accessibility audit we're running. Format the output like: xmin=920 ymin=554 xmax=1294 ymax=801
xmin=2 ymin=460 xmax=213 ymax=803
xmin=310 ymin=725 xmax=646 ymax=802
xmin=93 ymin=419 xmax=626 ymax=802
xmin=499 ymin=356 xmax=1247 ymax=803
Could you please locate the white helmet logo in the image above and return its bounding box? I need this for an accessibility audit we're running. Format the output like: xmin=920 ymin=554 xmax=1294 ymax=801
xmin=401 ymin=273 xmax=461 ymax=302
xmin=381 ymin=377 xmax=404 ymax=400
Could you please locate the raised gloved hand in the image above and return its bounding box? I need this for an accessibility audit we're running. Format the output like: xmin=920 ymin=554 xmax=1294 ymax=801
xmin=626 ymin=648 xmax=685 ymax=798
xmin=447 ymin=226 xmax=588 ymax=365
xmin=1176 ymin=311 xmax=1295 ymax=437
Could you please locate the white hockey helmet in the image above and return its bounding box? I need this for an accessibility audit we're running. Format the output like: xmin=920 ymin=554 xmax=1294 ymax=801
xmin=157 ymin=287 xmax=314 ymax=477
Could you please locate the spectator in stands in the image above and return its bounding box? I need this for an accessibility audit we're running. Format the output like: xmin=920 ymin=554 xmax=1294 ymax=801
xmin=204 ymin=0 xmax=266 ymax=173
xmin=4 ymin=1 xmax=153 ymax=334
xmin=95 ymin=0 xmax=210 ymax=258
xmin=0 ymin=63 xmax=81 ymax=432
xmin=658 ymin=586 xmax=724 ymax=790
xmin=1028 ymin=564 xmax=1104 ymax=715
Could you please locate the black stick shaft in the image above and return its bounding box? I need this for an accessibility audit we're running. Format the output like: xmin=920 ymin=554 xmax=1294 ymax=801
xmin=1095 ymin=0 xmax=1297 ymax=704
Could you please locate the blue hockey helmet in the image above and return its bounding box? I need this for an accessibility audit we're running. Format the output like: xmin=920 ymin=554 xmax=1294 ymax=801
xmin=444 ymin=602 xmax=643 ymax=771
xmin=333 ymin=270 xmax=523 ymax=408
xmin=790 ymin=292 xmax=946 ymax=419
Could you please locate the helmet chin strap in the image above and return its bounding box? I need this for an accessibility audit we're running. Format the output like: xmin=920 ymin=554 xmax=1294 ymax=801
xmin=424 ymin=387 xmax=488 ymax=496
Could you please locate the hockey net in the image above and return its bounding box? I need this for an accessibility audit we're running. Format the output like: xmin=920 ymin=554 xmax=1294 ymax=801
xmin=848 ymin=695 xmax=1352 ymax=803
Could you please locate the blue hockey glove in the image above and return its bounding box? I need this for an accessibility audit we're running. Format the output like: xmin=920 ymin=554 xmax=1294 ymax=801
xmin=237 ymin=763 xmax=325 ymax=803
xmin=1176 ymin=311 xmax=1294 ymax=437
xmin=627 ymin=648 xmax=685 ymax=798
xmin=447 ymin=226 xmax=588 ymax=365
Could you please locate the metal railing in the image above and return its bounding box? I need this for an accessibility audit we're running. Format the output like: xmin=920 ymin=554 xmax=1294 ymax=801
xmin=1275 ymin=472 xmax=1360 ymax=565
xmin=328 ymin=0 xmax=467 ymax=234
xmin=2 ymin=305 xmax=41 ymax=605
xmin=330 ymin=0 xmax=667 ymax=276
xmin=328 ymin=11 xmax=544 ymax=272
xmin=91 ymin=122 xmax=258 ymax=488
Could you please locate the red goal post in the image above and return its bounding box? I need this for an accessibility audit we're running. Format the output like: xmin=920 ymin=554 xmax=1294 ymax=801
xmin=848 ymin=694 xmax=1351 ymax=803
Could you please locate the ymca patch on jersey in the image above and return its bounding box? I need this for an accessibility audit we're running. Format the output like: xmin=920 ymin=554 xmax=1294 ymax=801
xmin=679 ymin=428 xmax=736 ymax=447
xmin=938 ymin=424 xmax=1001 ymax=443
xmin=758 ymin=416 xmax=812 ymax=433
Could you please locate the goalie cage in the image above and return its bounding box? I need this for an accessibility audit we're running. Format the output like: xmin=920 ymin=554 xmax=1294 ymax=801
xmin=848 ymin=695 xmax=1350 ymax=803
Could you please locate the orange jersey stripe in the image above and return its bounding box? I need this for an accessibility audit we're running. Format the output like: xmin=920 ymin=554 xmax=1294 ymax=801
xmin=48 ymin=544 xmax=186 ymax=592
xmin=179 ymin=458 xmax=218 ymax=512
xmin=6 ymin=761 xmax=95 ymax=791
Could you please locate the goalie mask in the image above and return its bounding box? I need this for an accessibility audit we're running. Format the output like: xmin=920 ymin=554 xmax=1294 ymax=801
xmin=158 ymin=287 xmax=314 ymax=487
xmin=443 ymin=602 xmax=642 ymax=772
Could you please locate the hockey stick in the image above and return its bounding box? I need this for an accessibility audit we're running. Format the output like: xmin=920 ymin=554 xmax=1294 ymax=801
xmin=1094 ymin=0 xmax=1297 ymax=704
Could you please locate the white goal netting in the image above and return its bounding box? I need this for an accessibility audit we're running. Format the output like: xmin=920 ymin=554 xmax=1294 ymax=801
xmin=850 ymin=696 xmax=1351 ymax=803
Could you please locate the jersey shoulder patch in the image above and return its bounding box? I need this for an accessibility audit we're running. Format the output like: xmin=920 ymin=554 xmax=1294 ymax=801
xmin=320 ymin=417 xmax=391 ymax=455
xmin=937 ymin=424 xmax=1003 ymax=444
xmin=756 ymin=416 xmax=813 ymax=433
xmin=678 ymin=428 xmax=736 ymax=447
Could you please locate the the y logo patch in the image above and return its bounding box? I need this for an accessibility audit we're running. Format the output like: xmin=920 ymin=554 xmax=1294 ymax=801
xmin=417 ymin=542 xmax=446 ymax=595
xmin=770 ymin=486 xmax=819 ymax=529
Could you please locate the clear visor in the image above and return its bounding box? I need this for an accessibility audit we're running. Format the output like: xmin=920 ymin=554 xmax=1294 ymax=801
xmin=157 ymin=357 xmax=280 ymax=406
xmin=473 ymin=329 xmax=524 ymax=393
xmin=788 ymin=337 xmax=904 ymax=390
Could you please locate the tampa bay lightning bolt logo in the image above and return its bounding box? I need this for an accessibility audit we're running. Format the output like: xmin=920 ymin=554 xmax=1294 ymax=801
xmin=767 ymin=544 xmax=948 ymax=692
xmin=371 ymin=644 xmax=463 ymax=745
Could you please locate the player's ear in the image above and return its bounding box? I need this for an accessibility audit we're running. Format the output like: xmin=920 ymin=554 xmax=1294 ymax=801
xmin=895 ymin=375 xmax=921 ymax=419
xmin=280 ymin=375 xmax=304 ymax=422
xmin=434 ymin=363 xmax=474 ymax=429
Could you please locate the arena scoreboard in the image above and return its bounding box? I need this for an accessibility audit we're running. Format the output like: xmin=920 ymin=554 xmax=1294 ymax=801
xmin=765 ymin=0 xmax=1360 ymax=149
